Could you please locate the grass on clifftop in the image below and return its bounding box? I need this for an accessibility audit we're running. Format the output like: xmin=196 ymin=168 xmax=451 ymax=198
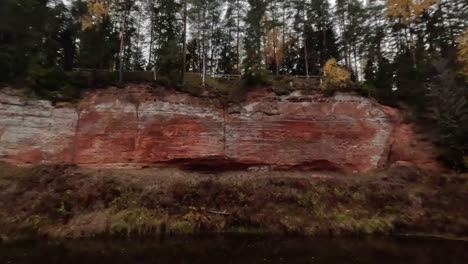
xmin=178 ymin=73 xmax=322 ymax=103
xmin=0 ymin=163 xmax=467 ymax=241
xmin=2 ymin=70 xmax=325 ymax=104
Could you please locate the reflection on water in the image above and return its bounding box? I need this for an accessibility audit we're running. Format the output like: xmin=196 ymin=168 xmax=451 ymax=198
xmin=1 ymin=236 xmax=467 ymax=264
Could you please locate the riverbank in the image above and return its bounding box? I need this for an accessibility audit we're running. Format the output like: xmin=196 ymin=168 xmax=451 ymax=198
xmin=2 ymin=235 xmax=468 ymax=264
xmin=0 ymin=163 xmax=467 ymax=241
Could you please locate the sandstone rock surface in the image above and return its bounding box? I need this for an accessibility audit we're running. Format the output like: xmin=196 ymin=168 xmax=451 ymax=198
xmin=0 ymin=86 xmax=443 ymax=172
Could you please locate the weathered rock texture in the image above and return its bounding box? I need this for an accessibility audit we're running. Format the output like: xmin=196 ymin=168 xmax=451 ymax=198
xmin=0 ymin=86 xmax=443 ymax=172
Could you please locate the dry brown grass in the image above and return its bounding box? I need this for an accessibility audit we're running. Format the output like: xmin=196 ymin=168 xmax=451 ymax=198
xmin=0 ymin=163 xmax=467 ymax=240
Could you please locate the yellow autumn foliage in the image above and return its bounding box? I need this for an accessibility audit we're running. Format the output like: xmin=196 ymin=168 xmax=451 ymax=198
xmin=385 ymin=0 xmax=439 ymax=25
xmin=81 ymin=0 xmax=110 ymax=31
xmin=321 ymin=58 xmax=352 ymax=90
xmin=457 ymin=29 xmax=468 ymax=81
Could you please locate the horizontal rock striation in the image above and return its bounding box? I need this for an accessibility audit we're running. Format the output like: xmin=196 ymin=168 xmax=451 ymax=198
xmin=0 ymin=86 xmax=443 ymax=172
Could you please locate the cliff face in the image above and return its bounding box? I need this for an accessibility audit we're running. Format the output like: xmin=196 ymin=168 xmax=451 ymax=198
xmin=0 ymin=85 xmax=443 ymax=172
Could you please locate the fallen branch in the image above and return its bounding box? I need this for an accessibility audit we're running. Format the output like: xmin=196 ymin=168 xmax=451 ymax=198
xmin=207 ymin=210 xmax=230 ymax=216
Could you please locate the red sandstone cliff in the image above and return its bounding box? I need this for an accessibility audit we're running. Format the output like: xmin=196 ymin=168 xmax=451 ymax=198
xmin=0 ymin=85 xmax=444 ymax=173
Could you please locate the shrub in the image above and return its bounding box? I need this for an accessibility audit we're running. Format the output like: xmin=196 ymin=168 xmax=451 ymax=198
xmin=27 ymin=59 xmax=83 ymax=102
xmin=109 ymin=208 xmax=163 ymax=237
xmin=28 ymin=65 xmax=67 ymax=90
xmin=321 ymin=58 xmax=353 ymax=91
xmin=243 ymin=69 xmax=274 ymax=86
xmin=0 ymin=48 xmax=14 ymax=82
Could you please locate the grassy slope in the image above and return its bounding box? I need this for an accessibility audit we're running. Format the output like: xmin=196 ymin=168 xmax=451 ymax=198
xmin=0 ymin=163 xmax=467 ymax=240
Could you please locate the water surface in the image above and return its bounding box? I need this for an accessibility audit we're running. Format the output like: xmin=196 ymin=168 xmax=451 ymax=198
xmin=1 ymin=236 xmax=467 ymax=264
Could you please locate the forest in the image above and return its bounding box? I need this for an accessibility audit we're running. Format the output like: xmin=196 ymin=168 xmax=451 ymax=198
xmin=0 ymin=0 xmax=467 ymax=169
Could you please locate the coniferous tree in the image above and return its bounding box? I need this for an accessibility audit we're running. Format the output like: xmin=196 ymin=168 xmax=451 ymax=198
xmin=426 ymin=59 xmax=468 ymax=169
xmin=284 ymin=0 xmax=306 ymax=75
xmin=152 ymin=0 xmax=183 ymax=82
xmin=218 ymin=1 xmax=236 ymax=73
xmin=308 ymin=0 xmax=339 ymax=72
xmin=243 ymin=0 xmax=268 ymax=77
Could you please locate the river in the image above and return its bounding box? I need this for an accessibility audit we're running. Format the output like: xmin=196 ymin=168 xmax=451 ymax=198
xmin=1 ymin=235 xmax=467 ymax=263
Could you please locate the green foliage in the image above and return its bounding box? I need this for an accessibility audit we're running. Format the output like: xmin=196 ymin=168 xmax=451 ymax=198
xmin=243 ymin=69 xmax=274 ymax=86
xmin=77 ymin=16 xmax=120 ymax=71
xmin=0 ymin=45 xmax=15 ymax=82
xmin=169 ymin=220 xmax=195 ymax=234
xmin=27 ymin=58 xmax=82 ymax=102
xmin=150 ymin=0 xmax=183 ymax=84
xmin=180 ymin=73 xmax=240 ymax=99
xmin=327 ymin=210 xmax=395 ymax=235
xmin=243 ymin=0 xmax=268 ymax=76
xmin=426 ymin=60 xmax=468 ymax=170
xmin=0 ymin=215 xmax=51 ymax=239
xmin=109 ymin=208 xmax=164 ymax=238
xmin=110 ymin=186 xmax=143 ymax=212
xmin=156 ymin=40 xmax=183 ymax=85
xmin=307 ymin=0 xmax=340 ymax=70
xmin=364 ymin=57 xmax=397 ymax=104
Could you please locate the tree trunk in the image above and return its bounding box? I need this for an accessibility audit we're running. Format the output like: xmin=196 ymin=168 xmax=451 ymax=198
xmin=273 ymin=1 xmax=279 ymax=76
xmin=353 ymin=46 xmax=359 ymax=80
xmin=303 ymin=7 xmax=309 ymax=79
xmin=441 ymin=0 xmax=455 ymax=47
xmin=198 ymin=11 xmax=202 ymax=72
xmin=409 ymin=27 xmax=416 ymax=68
xmin=181 ymin=0 xmax=188 ymax=85
xmin=147 ymin=5 xmax=155 ymax=72
xmin=136 ymin=8 xmax=142 ymax=49
xmin=236 ymin=0 xmax=241 ymax=72
xmin=227 ymin=15 xmax=232 ymax=74
xmin=202 ymin=7 xmax=207 ymax=86
xmin=343 ymin=0 xmax=350 ymax=69
xmin=282 ymin=1 xmax=286 ymax=73
xmin=118 ymin=3 xmax=129 ymax=84
xmin=322 ymin=22 xmax=327 ymax=67
xmin=203 ymin=51 xmax=206 ymax=85
xmin=262 ymin=16 xmax=268 ymax=69
xmin=210 ymin=16 xmax=215 ymax=75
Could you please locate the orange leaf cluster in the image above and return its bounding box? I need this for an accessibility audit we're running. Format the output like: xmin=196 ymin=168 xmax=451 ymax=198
xmin=321 ymin=58 xmax=352 ymax=90
xmin=81 ymin=0 xmax=110 ymax=31
xmin=385 ymin=0 xmax=439 ymax=25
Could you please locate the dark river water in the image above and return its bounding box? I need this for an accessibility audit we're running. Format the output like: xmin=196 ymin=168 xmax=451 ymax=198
xmin=1 ymin=236 xmax=467 ymax=264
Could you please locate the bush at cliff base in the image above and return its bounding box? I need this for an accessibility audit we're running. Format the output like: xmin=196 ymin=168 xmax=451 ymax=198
xmin=321 ymin=58 xmax=353 ymax=91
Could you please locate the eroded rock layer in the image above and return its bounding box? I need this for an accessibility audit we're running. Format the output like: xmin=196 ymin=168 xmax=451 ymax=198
xmin=0 ymin=86 xmax=443 ymax=172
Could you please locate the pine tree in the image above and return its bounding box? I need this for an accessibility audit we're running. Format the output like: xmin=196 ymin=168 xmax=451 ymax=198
xmin=243 ymin=0 xmax=268 ymax=77
xmin=188 ymin=0 xmax=223 ymax=83
xmin=265 ymin=0 xmax=282 ymax=75
xmin=309 ymin=0 xmax=339 ymax=71
xmin=285 ymin=0 xmax=306 ymax=75
xmin=426 ymin=59 xmax=468 ymax=169
xmin=385 ymin=0 xmax=439 ymax=67
xmin=152 ymin=0 xmax=183 ymax=83
xmin=219 ymin=0 xmax=241 ymax=74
